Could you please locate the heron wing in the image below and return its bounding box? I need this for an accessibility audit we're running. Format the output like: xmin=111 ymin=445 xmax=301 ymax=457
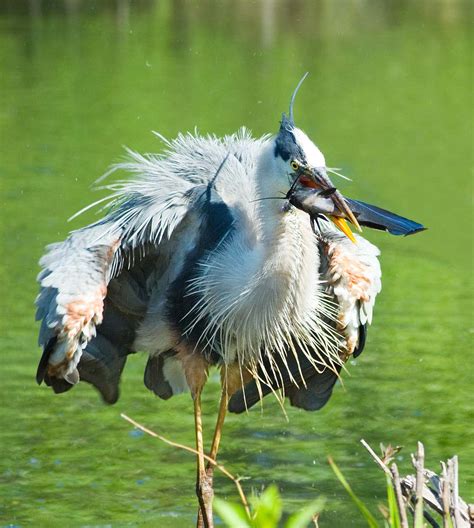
xmin=35 ymin=161 xmax=199 ymax=399
xmin=36 ymin=225 xmax=123 ymax=384
xmin=320 ymin=231 xmax=381 ymax=358
xmin=35 ymin=131 xmax=261 ymax=401
xmin=285 ymin=232 xmax=381 ymax=411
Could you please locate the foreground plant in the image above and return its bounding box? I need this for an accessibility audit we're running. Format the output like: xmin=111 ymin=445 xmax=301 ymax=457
xmin=330 ymin=440 xmax=473 ymax=528
xmin=121 ymin=415 xmax=472 ymax=527
xmin=214 ymin=485 xmax=324 ymax=528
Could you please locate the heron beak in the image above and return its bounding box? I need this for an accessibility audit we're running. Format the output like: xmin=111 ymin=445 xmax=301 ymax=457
xmin=329 ymin=216 xmax=357 ymax=243
xmin=298 ymin=167 xmax=362 ymax=234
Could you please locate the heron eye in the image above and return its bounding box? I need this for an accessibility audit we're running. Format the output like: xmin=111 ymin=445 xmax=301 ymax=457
xmin=290 ymin=160 xmax=299 ymax=171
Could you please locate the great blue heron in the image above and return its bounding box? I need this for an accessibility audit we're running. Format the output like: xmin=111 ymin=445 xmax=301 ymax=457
xmin=35 ymin=75 xmax=424 ymax=526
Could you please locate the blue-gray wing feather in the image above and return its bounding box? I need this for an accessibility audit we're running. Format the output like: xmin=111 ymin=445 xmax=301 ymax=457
xmin=35 ymin=129 xmax=265 ymax=401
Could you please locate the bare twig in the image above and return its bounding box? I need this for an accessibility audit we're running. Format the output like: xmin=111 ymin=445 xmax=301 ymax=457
xmin=440 ymin=462 xmax=451 ymax=528
xmin=120 ymin=413 xmax=251 ymax=519
xmin=391 ymin=463 xmax=409 ymax=528
xmin=412 ymin=441 xmax=425 ymax=527
xmin=360 ymin=439 xmax=392 ymax=477
xmin=450 ymin=456 xmax=461 ymax=528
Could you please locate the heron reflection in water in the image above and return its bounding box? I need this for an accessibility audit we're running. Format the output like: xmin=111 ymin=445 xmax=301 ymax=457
xmin=35 ymin=75 xmax=425 ymax=526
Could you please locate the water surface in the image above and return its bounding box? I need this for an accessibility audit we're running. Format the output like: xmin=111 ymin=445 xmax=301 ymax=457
xmin=0 ymin=1 xmax=472 ymax=526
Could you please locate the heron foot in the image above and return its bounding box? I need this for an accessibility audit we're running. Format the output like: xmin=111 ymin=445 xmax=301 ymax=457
xmin=196 ymin=469 xmax=214 ymax=528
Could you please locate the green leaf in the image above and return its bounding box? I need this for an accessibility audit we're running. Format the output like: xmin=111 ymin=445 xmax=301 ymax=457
xmin=385 ymin=475 xmax=401 ymax=528
xmin=214 ymin=497 xmax=251 ymax=528
xmin=285 ymin=497 xmax=325 ymax=528
xmin=328 ymin=457 xmax=379 ymax=528
xmin=250 ymin=485 xmax=283 ymax=528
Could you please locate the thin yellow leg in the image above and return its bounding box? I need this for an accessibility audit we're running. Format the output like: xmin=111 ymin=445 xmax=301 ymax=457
xmin=207 ymin=363 xmax=249 ymax=467
xmin=207 ymin=385 xmax=228 ymax=466
xmin=200 ymin=375 xmax=229 ymax=528
xmin=195 ymin=389 xmax=213 ymax=528
xmin=194 ymin=388 xmax=206 ymax=481
xmin=196 ymin=366 xmax=236 ymax=527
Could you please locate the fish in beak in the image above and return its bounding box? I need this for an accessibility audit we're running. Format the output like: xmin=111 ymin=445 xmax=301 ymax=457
xmin=287 ymin=183 xmax=426 ymax=240
xmin=294 ymin=166 xmax=361 ymax=241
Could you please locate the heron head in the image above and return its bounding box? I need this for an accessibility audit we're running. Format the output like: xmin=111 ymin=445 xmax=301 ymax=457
xmin=273 ymin=113 xmax=326 ymax=181
xmin=271 ymin=74 xmax=360 ymax=240
xmin=272 ymin=73 xmax=325 ymax=181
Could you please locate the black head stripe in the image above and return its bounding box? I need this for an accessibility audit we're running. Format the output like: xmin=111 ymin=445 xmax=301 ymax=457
xmin=274 ymin=114 xmax=305 ymax=162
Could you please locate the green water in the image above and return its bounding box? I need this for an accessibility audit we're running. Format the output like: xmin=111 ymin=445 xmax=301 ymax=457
xmin=0 ymin=1 xmax=472 ymax=526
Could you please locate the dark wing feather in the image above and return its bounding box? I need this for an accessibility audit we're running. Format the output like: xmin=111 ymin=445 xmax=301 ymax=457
xmin=76 ymin=294 xmax=144 ymax=404
xmin=353 ymin=323 xmax=367 ymax=359
xmin=36 ymin=336 xmax=58 ymax=385
xmin=228 ymin=341 xmax=341 ymax=414
xmin=286 ymin=367 xmax=341 ymax=411
xmin=144 ymin=352 xmax=175 ymax=400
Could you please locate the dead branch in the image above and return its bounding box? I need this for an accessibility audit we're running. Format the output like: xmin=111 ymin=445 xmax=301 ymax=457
xmin=391 ymin=463 xmax=409 ymax=528
xmin=413 ymin=441 xmax=425 ymax=527
xmin=362 ymin=439 xmax=471 ymax=528
xmin=360 ymin=439 xmax=392 ymax=477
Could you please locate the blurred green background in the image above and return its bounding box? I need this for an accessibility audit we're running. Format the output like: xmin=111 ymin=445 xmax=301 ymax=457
xmin=0 ymin=1 xmax=472 ymax=526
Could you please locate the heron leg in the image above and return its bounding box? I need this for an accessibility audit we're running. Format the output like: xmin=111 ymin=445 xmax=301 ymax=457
xmin=195 ymin=365 xmax=245 ymax=527
xmin=196 ymin=371 xmax=232 ymax=527
xmin=207 ymin=383 xmax=228 ymax=466
xmin=207 ymin=363 xmax=253 ymax=466
xmin=196 ymin=377 xmax=229 ymax=528
xmin=195 ymin=388 xmax=213 ymax=528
